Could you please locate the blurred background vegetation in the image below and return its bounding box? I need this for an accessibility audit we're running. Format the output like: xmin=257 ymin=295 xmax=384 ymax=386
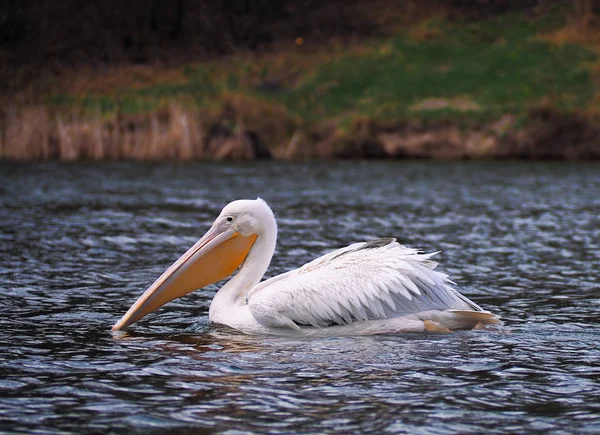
xmin=1 ymin=0 xmax=600 ymax=160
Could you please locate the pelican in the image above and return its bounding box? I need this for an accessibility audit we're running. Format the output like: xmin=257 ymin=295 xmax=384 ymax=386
xmin=112 ymin=198 xmax=500 ymax=336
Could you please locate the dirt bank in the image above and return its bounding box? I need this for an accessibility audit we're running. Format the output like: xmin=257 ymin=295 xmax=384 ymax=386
xmin=1 ymin=105 xmax=599 ymax=161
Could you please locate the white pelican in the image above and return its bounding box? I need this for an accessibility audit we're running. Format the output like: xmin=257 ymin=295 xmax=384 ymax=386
xmin=112 ymin=198 xmax=500 ymax=336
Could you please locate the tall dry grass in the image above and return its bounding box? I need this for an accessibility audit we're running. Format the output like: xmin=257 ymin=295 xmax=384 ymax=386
xmin=0 ymin=92 xmax=298 ymax=160
xmin=2 ymin=106 xmax=52 ymax=159
xmin=0 ymin=104 xmax=225 ymax=160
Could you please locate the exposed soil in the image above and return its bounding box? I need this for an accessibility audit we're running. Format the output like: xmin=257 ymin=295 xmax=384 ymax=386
xmin=2 ymin=105 xmax=599 ymax=161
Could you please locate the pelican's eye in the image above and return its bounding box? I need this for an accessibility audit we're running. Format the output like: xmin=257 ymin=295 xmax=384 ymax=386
xmin=226 ymin=216 xmax=233 ymax=222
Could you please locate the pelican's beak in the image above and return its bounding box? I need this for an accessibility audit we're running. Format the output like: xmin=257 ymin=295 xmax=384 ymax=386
xmin=112 ymin=223 xmax=257 ymax=331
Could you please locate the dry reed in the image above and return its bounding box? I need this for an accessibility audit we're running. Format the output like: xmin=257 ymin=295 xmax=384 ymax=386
xmin=0 ymin=93 xmax=298 ymax=160
xmin=0 ymin=104 xmax=212 ymax=160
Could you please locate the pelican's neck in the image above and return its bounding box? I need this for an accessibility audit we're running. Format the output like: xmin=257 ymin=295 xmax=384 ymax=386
xmin=229 ymin=230 xmax=275 ymax=294
xmin=209 ymin=215 xmax=277 ymax=320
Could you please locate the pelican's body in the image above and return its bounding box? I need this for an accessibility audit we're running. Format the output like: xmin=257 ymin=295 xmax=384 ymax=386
xmin=113 ymin=199 xmax=500 ymax=335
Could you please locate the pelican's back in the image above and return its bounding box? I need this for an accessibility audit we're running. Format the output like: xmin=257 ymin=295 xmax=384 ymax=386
xmin=247 ymin=238 xmax=500 ymax=331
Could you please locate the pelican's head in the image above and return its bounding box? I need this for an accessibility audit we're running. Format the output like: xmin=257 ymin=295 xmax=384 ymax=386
xmin=112 ymin=198 xmax=275 ymax=331
xmin=218 ymin=198 xmax=276 ymax=238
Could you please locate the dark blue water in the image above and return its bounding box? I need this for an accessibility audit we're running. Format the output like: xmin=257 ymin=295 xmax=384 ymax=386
xmin=1 ymin=161 xmax=599 ymax=434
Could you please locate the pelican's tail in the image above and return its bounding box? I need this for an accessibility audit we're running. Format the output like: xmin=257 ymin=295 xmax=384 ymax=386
xmin=420 ymin=310 xmax=502 ymax=332
xmin=451 ymin=310 xmax=502 ymax=324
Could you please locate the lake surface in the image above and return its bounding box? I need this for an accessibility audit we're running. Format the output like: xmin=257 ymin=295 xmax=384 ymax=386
xmin=1 ymin=161 xmax=599 ymax=434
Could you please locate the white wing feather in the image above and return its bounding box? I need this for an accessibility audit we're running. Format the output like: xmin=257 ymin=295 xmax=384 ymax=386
xmin=247 ymin=239 xmax=485 ymax=329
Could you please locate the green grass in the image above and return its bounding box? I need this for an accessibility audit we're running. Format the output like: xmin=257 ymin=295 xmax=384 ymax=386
xmin=47 ymin=12 xmax=598 ymax=126
xmin=270 ymin=14 xmax=596 ymax=123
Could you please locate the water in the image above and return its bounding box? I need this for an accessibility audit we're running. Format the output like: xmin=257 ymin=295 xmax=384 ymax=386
xmin=1 ymin=161 xmax=599 ymax=434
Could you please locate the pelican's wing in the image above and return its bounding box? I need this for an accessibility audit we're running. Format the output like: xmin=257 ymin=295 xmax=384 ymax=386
xmin=247 ymin=238 xmax=489 ymax=329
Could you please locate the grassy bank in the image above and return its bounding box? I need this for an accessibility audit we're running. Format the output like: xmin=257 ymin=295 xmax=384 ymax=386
xmin=2 ymin=9 xmax=600 ymax=160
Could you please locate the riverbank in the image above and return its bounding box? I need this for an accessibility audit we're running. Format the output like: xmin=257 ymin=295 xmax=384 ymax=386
xmin=2 ymin=7 xmax=600 ymax=160
xmin=3 ymin=103 xmax=600 ymax=160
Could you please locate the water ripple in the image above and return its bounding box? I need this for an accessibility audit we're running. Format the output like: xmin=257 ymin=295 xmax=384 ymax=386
xmin=1 ymin=161 xmax=599 ymax=434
